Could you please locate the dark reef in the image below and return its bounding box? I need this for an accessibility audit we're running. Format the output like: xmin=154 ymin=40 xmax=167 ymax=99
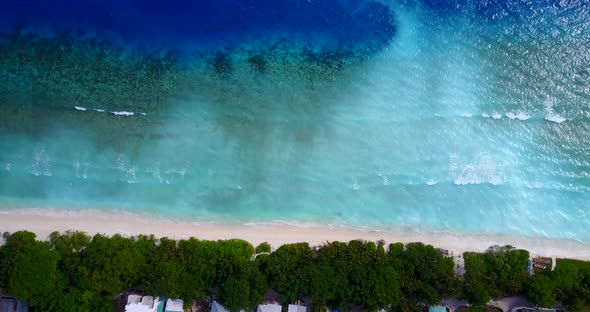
xmin=0 ymin=0 xmax=398 ymax=124
xmin=0 ymin=32 xmax=367 ymax=114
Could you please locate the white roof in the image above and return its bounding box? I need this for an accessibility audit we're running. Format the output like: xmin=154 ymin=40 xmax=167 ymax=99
xmin=125 ymin=295 xmax=159 ymax=312
xmin=258 ymin=304 xmax=282 ymax=312
xmin=212 ymin=301 xmax=230 ymax=312
xmin=288 ymin=305 xmax=306 ymax=312
xmin=165 ymin=299 xmax=183 ymax=312
xmin=127 ymin=295 xmax=142 ymax=304
xmin=142 ymin=296 xmax=154 ymax=307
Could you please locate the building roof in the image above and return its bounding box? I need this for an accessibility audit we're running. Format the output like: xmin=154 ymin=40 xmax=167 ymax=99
xmin=258 ymin=304 xmax=282 ymax=312
xmin=125 ymin=295 xmax=160 ymax=312
xmin=165 ymin=299 xmax=183 ymax=312
xmin=15 ymin=301 xmax=29 ymax=312
xmin=157 ymin=297 xmax=166 ymax=312
xmin=429 ymin=306 xmax=447 ymax=312
xmin=0 ymin=298 xmax=15 ymax=312
xmin=212 ymin=301 xmax=230 ymax=312
xmin=128 ymin=295 xmax=142 ymax=305
xmin=288 ymin=304 xmax=306 ymax=312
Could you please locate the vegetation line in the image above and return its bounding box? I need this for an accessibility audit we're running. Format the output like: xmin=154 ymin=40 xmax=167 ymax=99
xmin=0 ymin=231 xmax=588 ymax=312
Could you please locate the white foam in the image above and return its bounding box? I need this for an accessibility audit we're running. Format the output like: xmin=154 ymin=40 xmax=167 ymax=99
xmin=125 ymin=167 xmax=137 ymax=183
xmin=112 ymin=111 xmax=135 ymax=116
xmin=140 ymin=112 xmax=147 ymax=116
xmin=491 ymin=113 xmax=502 ymax=119
xmin=116 ymin=154 xmax=137 ymax=183
xmin=544 ymin=100 xmax=566 ymax=123
xmin=74 ymin=106 xmax=87 ymax=111
xmin=73 ymin=161 xmax=88 ymax=179
xmin=351 ymin=177 xmax=360 ymax=190
xmin=95 ymin=108 xmax=106 ymax=112
xmin=426 ymin=179 xmax=437 ymax=186
xmin=460 ymin=113 xmax=473 ymax=117
xmin=31 ymin=147 xmax=51 ymax=177
xmin=506 ymin=111 xmax=531 ymax=121
xmin=481 ymin=113 xmax=490 ymax=118
xmin=451 ymin=154 xmax=504 ymax=186
xmin=545 ymin=113 xmax=566 ymax=124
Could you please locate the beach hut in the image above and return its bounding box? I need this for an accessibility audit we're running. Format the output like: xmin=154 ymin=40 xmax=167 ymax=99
xmin=212 ymin=300 xmax=232 ymax=312
xmin=165 ymin=299 xmax=183 ymax=312
xmin=15 ymin=301 xmax=29 ymax=312
xmin=257 ymin=303 xmax=282 ymax=312
xmin=212 ymin=300 xmax=245 ymax=312
xmin=0 ymin=298 xmax=29 ymax=312
xmin=0 ymin=298 xmax=15 ymax=312
xmin=428 ymin=306 xmax=450 ymax=312
xmin=125 ymin=294 xmax=161 ymax=312
xmin=288 ymin=304 xmax=306 ymax=312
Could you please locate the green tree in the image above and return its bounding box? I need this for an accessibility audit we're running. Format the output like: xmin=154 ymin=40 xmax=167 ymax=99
xmin=176 ymin=238 xmax=256 ymax=303
xmin=525 ymin=274 xmax=556 ymax=308
xmin=49 ymin=231 xmax=91 ymax=286
xmin=0 ymin=231 xmax=37 ymax=285
xmin=142 ymin=237 xmax=184 ymax=298
xmin=219 ymin=275 xmax=251 ymax=312
xmin=553 ymin=259 xmax=590 ymax=311
xmin=402 ymin=243 xmax=456 ymax=304
xmin=305 ymin=262 xmax=336 ymax=308
xmin=256 ymin=242 xmax=272 ymax=253
xmin=247 ymin=259 xmax=269 ymax=308
xmin=266 ymin=243 xmax=313 ymax=302
xmin=309 ymin=240 xmax=399 ymax=311
xmin=462 ymin=252 xmax=491 ymax=306
xmin=77 ymin=234 xmax=146 ymax=294
xmin=7 ymin=239 xmax=60 ymax=305
xmin=483 ymin=246 xmax=529 ymax=297
xmin=49 ymin=230 xmax=91 ymax=252
xmin=178 ymin=238 xmax=217 ymax=301
xmin=215 ymin=239 xmax=255 ymax=284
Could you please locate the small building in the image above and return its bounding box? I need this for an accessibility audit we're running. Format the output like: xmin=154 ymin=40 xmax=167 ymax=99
xmin=212 ymin=301 xmax=229 ymax=312
xmin=288 ymin=304 xmax=306 ymax=312
xmin=125 ymin=294 xmax=162 ymax=312
xmin=0 ymin=298 xmax=15 ymax=312
xmin=532 ymin=257 xmax=552 ymax=271
xmin=0 ymin=297 xmax=29 ymax=312
xmin=15 ymin=300 xmax=28 ymax=312
xmin=257 ymin=304 xmax=282 ymax=312
xmin=165 ymin=299 xmax=183 ymax=312
xmin=428 ymin=306 xmax=450 ymax=312
xmin=212 ymin=300 xmax=246 ymax=312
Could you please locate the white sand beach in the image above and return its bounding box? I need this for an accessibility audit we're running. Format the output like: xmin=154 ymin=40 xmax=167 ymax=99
xmin=1 ymin=209 xmax=589 ymax=260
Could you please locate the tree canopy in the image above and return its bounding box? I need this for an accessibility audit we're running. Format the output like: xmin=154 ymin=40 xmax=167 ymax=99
xmin=5 ymin=234 xmax=60 ymax=306
xmin=1 ymin=231 xmax=589 ymax=312
xmin=462 ymin=252 xmax=490 ymax=306
xmin=525 ymin=274 xmax=556 ymax=308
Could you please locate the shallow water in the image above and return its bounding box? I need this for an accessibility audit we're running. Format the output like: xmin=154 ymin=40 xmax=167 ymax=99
xmin=0 ymin=1 xmax=589 ymax=242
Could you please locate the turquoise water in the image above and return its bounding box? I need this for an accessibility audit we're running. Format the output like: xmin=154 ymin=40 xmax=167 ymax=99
xmin=1 ymin=1 xmax=589 ymax=241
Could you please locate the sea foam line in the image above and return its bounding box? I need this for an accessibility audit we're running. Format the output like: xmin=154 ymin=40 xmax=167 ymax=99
xmin=479 ymin=111 xmax=531 ymax=121
xmin=73 ymin=106 xmax=148 ymax=117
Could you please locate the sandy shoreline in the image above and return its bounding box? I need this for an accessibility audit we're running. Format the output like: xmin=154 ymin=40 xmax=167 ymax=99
xmin=1 ymin=210 xmax=589 ymax=260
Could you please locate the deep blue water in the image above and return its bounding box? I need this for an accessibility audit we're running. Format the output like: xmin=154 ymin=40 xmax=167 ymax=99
xmin=0 ymin=0 xmax=395 ymax=55
xmin=0 ymin=0 xmax=590 ymax=242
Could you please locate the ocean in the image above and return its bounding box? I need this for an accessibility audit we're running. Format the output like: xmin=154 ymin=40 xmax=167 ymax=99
xmin=0 ymin=0 xmax=589 ymax=242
